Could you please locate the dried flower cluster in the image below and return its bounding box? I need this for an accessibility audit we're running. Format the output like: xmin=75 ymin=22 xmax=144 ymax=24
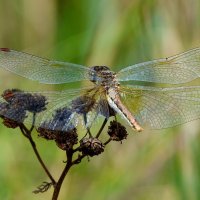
xmin=0 ymin=88 xmax=128 ymax=200
xmin=0 ymin=89 xmax=46 ymax=128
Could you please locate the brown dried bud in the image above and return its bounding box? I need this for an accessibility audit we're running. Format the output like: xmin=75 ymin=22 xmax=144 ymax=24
xmin=1 ymin=107 xmax=26 ymax=128
xmin=2 ymin=89 xmax=47 ymax=113
xmin=37 ymin=107 xmax=74 ymax=138
xmin=37 ymin=107 xmax=78 ymax=150
xmin=37 ymin=123 xmax=57 ymax=140
xmin=0 ymin=89 xmax=47 ymax=128
xmin=37 ymin=122 xmax=78 ymax=150
xmin=3 ymin=118 xmax=19 ymax=128
xmin=0 ymin=91 xmax=27 ymax=128
xmin=25 ymin=94 xmax=47 ymax=113
xmin=55 ymin=128 xmax=78 ymax=150
xmin=2 ymin=89 xmax=22 ymax=103
xmin=0 ymin=102 xmax=9 ymax=118
xmin=80 ymin=137 xmax=104 ymax=157
xmin=108 ymin=120 xmax=128 ymax=141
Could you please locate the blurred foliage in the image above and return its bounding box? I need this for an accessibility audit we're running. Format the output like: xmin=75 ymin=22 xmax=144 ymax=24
xmin=0 ymin=0 xmax=200 ymax=200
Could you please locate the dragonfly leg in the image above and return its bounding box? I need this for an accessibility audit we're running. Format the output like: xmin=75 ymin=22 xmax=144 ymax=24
xmin=87 ymin=128 xmax=92 ymax=138
xmin=96 ymin=118 xmax=108 ymax=138
xmin=83 ymin=113 xmax=92 ymax=137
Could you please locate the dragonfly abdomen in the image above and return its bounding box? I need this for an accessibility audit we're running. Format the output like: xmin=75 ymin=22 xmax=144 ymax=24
xmin=107 ymin=88 xmax=143 ymax=132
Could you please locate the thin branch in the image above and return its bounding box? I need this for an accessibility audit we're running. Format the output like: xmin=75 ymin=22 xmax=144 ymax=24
xmin=19 ymin=126 xmax=29 ymax=138
xmin=52 ymin=150 xmax=73 ymax=200
xmin=72 ymin=154 xmax=86 ymax=165
xmin=20 ymin=124 xmax=56 ymax=186
xmin=29 ymin=112 xmax=36 ymax=132
xmin=72 ymin=146 xmax=81 ymax=153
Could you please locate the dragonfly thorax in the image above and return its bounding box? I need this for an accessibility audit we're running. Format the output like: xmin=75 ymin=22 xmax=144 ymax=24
xmin=89 ymin=66 xmax=119 ymax=88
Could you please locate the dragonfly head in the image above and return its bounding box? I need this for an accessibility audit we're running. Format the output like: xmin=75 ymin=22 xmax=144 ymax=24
xmin=89 ymin=66 xmax=118 ymax=87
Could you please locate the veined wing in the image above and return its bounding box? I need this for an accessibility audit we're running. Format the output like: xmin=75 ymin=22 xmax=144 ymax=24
xmin=0 ymin=48 xmax=91 ymax=84
xmin=119 ymin=85 xmax=200 ymax=129
xmin=117 ymin=48 xmax=200 ymax=84
xmin=0 ymin=87 xmax=106 ymax=131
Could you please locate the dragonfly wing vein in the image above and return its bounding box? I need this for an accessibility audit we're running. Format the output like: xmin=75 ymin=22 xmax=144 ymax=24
xmin=119 ymin=85 xmax=200 ymax=129
xmin=117 ymin=48 xmax=200 ymax=84
xmin=0 ymin=49 xmax=90 ymax=84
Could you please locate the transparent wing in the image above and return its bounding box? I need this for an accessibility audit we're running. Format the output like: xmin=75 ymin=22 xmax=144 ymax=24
xmin=119 ymin=85 xmax=200 ymax=129
xmin=0 ymin=87 xmax=105 ymax=131
xmin=83 ymin=89 xmax=111 ymax=128
xmin=117 ymin=48 xmax=200 ymax=84
xmin=0 ymin=48 xmax=91 ymax=84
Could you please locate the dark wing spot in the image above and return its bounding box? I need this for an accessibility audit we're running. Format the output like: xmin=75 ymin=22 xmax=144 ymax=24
xmin=0 ymin=48 xmax=10 ymax=52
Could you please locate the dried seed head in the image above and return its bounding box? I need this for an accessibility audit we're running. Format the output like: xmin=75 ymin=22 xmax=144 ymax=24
xmin=37 ymin=107 xmax=78 ymax=150
xmin=55 ymin=128 xmax=78 ymax=150
xmin=2 ymin=107 xmax=26 ymax=128
xmin=37 ymin=121 xmax=78 ymax=150
xmin=2 ymin=89 xmax=22 ymax=103
xmin=3 ymin=118 xmax=19 ymax=128
xmin=108 ymin=120 xmax=128 ymax=141
xmin=0 ymin=89 xmax=47 ymax=128
xmin=25 ymin=94 xmax=47 ymax=113
xmin=2 ymin=89 xmax=27 ymax=111
xmin=0 ymin=102 xmax=9 ymax=118
xmin=71 ymin=96 xmax=95 ymax=114
xmin=2 ymin=89 xmax=47 ymax=113
xmin=37 ymin=122 xmax=57 ymax=140
xmin=37 ymin=107 xmax=74 ymax=137
xmin=0 ymin=90 xmax=27 ymax=128
xmin=80 ymin=137 xmax=104 ymax=157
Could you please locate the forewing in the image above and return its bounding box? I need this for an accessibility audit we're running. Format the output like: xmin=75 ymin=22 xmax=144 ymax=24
xmin=119 ymin=85 xmax=200 ymax=129
xmin=117 ymin=48 xmax=200 ymax=84
xmin=0 ymin=48 xmax=91 ymax=84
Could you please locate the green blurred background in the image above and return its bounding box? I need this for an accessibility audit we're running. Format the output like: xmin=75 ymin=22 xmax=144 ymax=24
xmin=0 ymin=0 xmax=200 ymax=200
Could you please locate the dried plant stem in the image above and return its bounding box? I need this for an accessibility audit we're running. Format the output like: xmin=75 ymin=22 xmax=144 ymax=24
xmin=29 ymin=135 xmax=56 ymax=186
xmin=16 ymin=117 xmax=125 ymax=199
xmin=52 ymin=152 xmax=86 ymax=199
xmin=52 ymin=150 xmax=73 ymax=200
xmin=20 ymin=124 xmax=56 ymax=186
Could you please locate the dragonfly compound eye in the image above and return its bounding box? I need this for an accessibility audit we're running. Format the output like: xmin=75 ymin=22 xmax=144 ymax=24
xmin=89 ymin=66 xmax=114 ymax=84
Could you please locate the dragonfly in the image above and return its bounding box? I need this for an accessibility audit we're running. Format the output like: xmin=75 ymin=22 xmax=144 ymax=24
xmin=0 ymin=47 xmax=200 ymax=132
